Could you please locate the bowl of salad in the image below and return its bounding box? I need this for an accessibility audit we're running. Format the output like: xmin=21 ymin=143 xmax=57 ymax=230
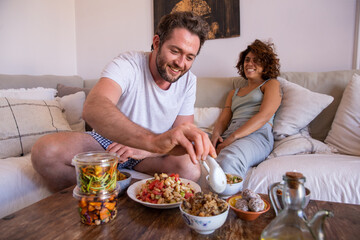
xmin=206 ymin=173 xmax=243 ymax=198
xmin=127 ymin=173 xmax=201 ymax=209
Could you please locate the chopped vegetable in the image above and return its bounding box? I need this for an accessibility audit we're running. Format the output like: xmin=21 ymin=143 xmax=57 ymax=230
xmin=136 ymin=173 xmax=195 ymax=204
xmin=117 ymin=171 xmax=128 ymax=181
xmin=77 ymin=161 xmax=118 ymax=194
xmin=226 ymin=173 xmax=243 ymax=184
xmin=77 ymin=191 xmax=118 ymax=225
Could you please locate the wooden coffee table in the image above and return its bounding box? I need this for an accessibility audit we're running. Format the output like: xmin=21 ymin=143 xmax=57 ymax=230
xmin=1 ymin=178 xmax=359 ymax=240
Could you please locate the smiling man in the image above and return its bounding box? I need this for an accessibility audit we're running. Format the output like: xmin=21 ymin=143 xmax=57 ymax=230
xmin=31 ymin=11 xmax=215 ymax=191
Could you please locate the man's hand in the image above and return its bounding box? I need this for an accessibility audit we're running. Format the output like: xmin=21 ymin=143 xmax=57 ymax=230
xmin=152 ymin=122 xmax=217 ymax=164
xmin=106 ymin=143 xmax=153 ymax=162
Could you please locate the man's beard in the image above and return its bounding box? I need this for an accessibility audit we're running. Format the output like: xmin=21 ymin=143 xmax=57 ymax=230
xmin=156 ymin=50 xmax=186 ymax=84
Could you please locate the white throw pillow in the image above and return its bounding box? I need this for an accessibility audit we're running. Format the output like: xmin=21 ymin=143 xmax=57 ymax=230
xmin=194 ymin=107 xmax=222 ymax=134
xmin=56 ymin=91 xmax=86 ymax=132
xmin=0 ymin=97 xmax=72 ymax=158
xmin=0 ymin=87 xmax=57 ymax=100
xmin=273 ymin=77 xmax=334 ymax=140
xmin=325 ymin=73 xmax=360 ymax=156
xmin=268 ymin=127 xmax=336 ymax=159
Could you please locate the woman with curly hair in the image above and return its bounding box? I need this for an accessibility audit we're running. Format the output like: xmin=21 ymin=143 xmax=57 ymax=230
xmin=211 ymin=39 xmax=282 ymax=178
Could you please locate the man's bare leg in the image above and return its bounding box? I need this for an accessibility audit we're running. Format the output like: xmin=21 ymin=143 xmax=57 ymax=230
xmin=133 ymin=155 xmax=202 ymax=182
xmin=31 ymin=132 xmax=104 ymax=192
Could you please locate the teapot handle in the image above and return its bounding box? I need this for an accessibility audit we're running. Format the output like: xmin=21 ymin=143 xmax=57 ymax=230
xmin=201 ymin=160 xmax=210 ymax=173
xmin=268 ymin=182 xmax=283 ymax=216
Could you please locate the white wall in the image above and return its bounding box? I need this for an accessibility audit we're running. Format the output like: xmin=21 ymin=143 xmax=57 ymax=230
xmin=75 ymin=0 xmax=153 ymax=79
xmin=0 ymin=0 xmax=77 ymax=75
xmin=0 ymin=0 xmax=357 ymax=78
xmin=76 ymin=0 xmax=357 ymax=79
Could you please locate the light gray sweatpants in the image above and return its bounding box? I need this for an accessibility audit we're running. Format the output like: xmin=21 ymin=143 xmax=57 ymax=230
xmin=216 ymin=118 xmax=274 ymax=179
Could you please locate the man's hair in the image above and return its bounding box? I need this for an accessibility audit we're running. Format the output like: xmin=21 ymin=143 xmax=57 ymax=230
xmin=236 ymin=39 xmax=281 ymax=80
xmin=152 ymin=11 xmax=209 ymax=54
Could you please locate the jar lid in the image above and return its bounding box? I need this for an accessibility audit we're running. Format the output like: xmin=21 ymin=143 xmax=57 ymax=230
xmin=73 ymin=183 xmax=120 ymax=200
xmin=72 ymin=151 xmax=118 ymax=166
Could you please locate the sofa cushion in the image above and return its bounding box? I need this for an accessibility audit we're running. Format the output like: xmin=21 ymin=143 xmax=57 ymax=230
xmin=194 ymin=107 xmax=222 ymax=134
xmin=280 ymin=70 xmax=360 ymax=141
xmin=56 ymin=84 xmax=93 ymax=131
xmin=0 ymin=153 xmax=52 ymax=218
xmin=0 ymin=87 xmax=57 ymax=100
xmin=56 ymin=91 xmax=86 ymax=132
xmin=325 ymin=73 xmax=360 ymax=156
xmin=56 ymin=83 xmax=91 ymax=97
xmin=273 ymin=77 xmax=334 ymax=140
xmin=268 ymin=128 xmax=336 ymax=159
xmin=0 ymin=98 xmax=72 ymax=158
xmin=244 ymin=154 xmax=360 ymax=204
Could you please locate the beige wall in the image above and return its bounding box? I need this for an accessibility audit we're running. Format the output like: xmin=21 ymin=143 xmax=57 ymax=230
xmin=0 ymin=0 xmax=357 ymax=79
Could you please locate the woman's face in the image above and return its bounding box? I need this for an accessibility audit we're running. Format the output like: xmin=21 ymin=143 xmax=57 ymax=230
xmin=244 ymin=51 xmax=263 ymax=80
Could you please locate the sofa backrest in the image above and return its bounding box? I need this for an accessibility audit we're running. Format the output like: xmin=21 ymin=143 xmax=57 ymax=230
xmin=0 ymin=74 xmax=83 ymax=89
xmin=196 ymin=69 xmax=360 ymax=141
xmin=2 ymin=70 xmax=359 ymax=141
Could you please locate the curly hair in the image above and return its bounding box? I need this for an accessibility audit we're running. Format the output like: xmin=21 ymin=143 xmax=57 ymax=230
xmin=152 ymin=11 xmax=209 ymax=54
xmin=236 ymin=39 xmax=280 ymax=80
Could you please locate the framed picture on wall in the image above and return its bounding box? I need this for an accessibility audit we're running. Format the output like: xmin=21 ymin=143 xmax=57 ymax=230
xmin=153 ymin=0 xmax=240 ymax=40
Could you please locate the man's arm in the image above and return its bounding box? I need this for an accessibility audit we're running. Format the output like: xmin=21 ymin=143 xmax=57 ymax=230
xmin=83 ymin=77 xmax=156 ymax=151
xmin=172 ymin=114 xmax=194 ymax=127
xmin=83 ymin=77 xmax=216 ymax=162
xmin=107 ymin=115 xmax=194 ymax=161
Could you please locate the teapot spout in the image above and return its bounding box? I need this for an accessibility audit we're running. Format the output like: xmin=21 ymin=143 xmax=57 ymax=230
xmin=308 ymin=210 xmax=334 ymax=240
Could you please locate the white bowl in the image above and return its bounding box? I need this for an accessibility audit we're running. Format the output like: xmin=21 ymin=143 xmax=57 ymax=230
xmin=127 ymin=178 xmax=201 ymax=209
xmin=117 ymin=171 xmax=132 ymax=195
xmin=206 ymin=173 xmax=243 ymax=198
xmin=179 ymin=202 xmax=229 ymax=234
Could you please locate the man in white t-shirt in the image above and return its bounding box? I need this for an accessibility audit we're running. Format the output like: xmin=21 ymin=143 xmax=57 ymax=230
xmin=31 ymin=11 xmax=216 ymax=191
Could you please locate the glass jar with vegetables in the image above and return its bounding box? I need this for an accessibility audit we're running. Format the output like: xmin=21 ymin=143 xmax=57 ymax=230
xmin=72 ymin=151 xmax=118 ymax=195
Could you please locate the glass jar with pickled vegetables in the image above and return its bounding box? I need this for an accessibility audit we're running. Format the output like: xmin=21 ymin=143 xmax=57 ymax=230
xmin=72 ymin=151 xmax=118 ymax=195
xmin=73 ymin=184 xmax=120 ymax=225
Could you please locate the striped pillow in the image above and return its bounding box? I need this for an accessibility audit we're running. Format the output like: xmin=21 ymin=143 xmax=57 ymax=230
xmin=0 ymin=97 xmax=72 ymax=158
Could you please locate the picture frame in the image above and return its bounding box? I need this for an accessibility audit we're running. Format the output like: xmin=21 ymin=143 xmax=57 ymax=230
xmin=153 ymin=0 xmax=240 ymax=40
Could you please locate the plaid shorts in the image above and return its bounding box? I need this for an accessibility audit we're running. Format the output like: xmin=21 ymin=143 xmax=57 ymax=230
xmin=86 ymin=131 xmax=142 ymax=170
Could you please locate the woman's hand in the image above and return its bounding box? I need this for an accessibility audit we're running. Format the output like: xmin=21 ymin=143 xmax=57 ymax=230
xmin=106 ymin=142 xmax=152 ymax=162
xmin=215 ymin=136 xmax=235 ymax=155
xmin=210 ymin=133 xmax=223 ymax=147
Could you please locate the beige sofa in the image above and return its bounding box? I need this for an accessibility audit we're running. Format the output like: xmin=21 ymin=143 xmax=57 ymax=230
xmin=1 ymin=70 xmax=359 ymax=218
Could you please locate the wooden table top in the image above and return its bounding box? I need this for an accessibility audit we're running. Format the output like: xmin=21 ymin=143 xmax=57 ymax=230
xmin=1 ymin=178 xmax=360 ymax=240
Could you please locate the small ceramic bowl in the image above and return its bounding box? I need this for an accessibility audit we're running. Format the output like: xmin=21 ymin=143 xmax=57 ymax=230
xmin=179 ymin=203 xmax=229 ymax=234
xmin=276 ymin=187 xmax=311 ymax=209
xmin=117 ymin=171 xmax=132 ymax=195
xmin=206 ymin=173 xmax=243 ymax=198
xmin=222 ymin=173 xmax=244 ymax=197
xmin=227 ymin=194 xmax=270 ymax=221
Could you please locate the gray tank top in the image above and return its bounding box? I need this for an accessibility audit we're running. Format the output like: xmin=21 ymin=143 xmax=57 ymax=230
xmin=231 ymin=80 xmax=274 ymax=125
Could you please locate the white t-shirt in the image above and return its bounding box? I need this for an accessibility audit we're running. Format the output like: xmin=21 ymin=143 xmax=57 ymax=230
xmin=101 ymin=51 xmax=196 ymax=134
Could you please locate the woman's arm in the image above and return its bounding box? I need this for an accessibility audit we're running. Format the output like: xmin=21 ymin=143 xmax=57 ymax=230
xmin=218 ymin=79 xmax=281 ymax=149
xmin=211 ymin=90 xmax=234 ymax=146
